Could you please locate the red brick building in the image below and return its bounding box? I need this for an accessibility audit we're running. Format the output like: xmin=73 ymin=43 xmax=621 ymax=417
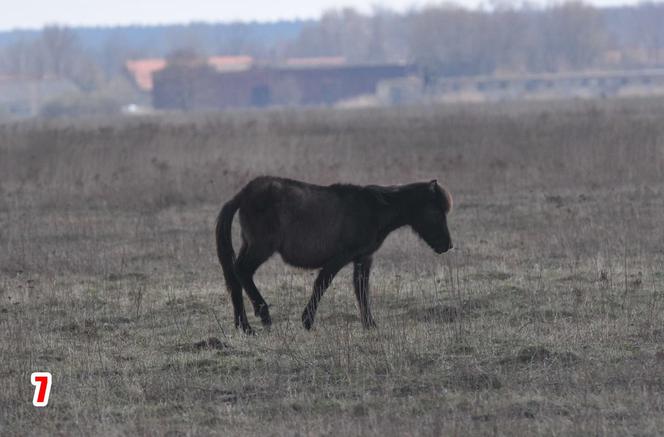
xmin=151 ymin=61 xmax=413 ymax=110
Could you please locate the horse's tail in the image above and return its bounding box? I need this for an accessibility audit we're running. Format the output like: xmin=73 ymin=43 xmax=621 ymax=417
xmin=215 ymin=191 xmax=242 ymax=295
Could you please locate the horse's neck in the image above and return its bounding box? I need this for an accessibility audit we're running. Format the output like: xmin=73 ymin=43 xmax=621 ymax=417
xmin=381 ymin=185 xmax=425 ymax=231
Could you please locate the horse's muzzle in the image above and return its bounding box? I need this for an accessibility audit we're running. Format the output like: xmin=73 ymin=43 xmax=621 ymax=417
xmin=435 ymin=241 xmax=453 ymax=254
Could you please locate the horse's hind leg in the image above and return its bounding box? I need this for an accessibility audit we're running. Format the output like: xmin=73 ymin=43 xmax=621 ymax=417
xmin=225 ymin=268 xmax=252 ymax=334
xmin=235 ymin=243 xmax=273 ymax=327
xmin=353 ymin=256 xmax=377 ymax=329
xmin=230 ymin=283 xmax=252 ymax=334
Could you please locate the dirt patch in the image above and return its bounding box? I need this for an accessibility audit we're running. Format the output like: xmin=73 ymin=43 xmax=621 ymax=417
xmin=545 ymin=195 xmax=564 ymax=207
xmin=60 ymin=316 xmax=133 ymax=335
xmin=106 ymin=272 xmax=148 ymax=282
xmin=470 ymin=271 xmax=512 ymax=281
xmin=557 ymin=273 xmax=592 ymax=283
xmin=185 ymin=358 xmax=219 ymax=371
xmin=510 ymin=309 xmax=576 ymax=325
xmin=425 ymin=305 xmax=459 ymax=323
xmin=496 ymin=285 xmax=528 ymax=297
xmin=499 ymin=346 xmax=580 ymax=366
xmin=176 ymin=337 xmax=231 ymax=352
xmin=503 ymin=400 xmax=571 ymax=419
xmin=60 ymin=319 xmax=99 ymax=337
xmin=404 ymin=304 xmax=458 ymax=323
xmin=505 ymin=400 xmax=541 ymax=419
xmin=448 ymin=367 xmax=502 ymax=391
xmin=163 ymin=297 xmax=208 ymax=314
xmin=321 ymin=312 xmax=358 ymax=325
xmin=194 ymin=337 xmax=229 ymax=351
xmin=392 ymin=381 xmax=437 ymax=397
xmin=207 ymin=388 xmax=239 ymax=404
xmin=447 ymin=343 xmax=476 ymax=355
xmin=407 ymin=298 xmax=492 ymax=324
xmin=405 ymin=351 xmax=438 ymax=371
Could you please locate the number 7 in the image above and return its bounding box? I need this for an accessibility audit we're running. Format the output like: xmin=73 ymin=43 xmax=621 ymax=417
xmin=31 ymin=372 xmax=52 ymax=407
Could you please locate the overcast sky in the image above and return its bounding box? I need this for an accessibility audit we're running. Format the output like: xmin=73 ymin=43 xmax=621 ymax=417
xmin=0 ymin=0 xmax=648 ymax=31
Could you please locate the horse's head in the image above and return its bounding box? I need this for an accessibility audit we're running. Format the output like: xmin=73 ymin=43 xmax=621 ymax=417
xmin=410 ymin=180 xmax=453 ymax=254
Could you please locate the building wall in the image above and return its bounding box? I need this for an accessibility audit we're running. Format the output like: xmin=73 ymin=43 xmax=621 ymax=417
xmin=152 ymin=64 xmax=413 ymax=110
xmin=434 ymin=69 xmax=664 ymax=102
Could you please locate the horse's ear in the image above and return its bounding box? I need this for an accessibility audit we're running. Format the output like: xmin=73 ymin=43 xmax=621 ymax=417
xmin=429 ymin=179 xmax=438 ymax=192
xmin=444 ymin=189 xmax=453 ymax=212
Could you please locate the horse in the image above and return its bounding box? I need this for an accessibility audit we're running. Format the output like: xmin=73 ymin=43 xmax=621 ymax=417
xmin=215 ymin=176 xmax=453 ymax=333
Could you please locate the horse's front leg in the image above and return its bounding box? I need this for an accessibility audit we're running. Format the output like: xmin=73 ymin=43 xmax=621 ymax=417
xmin=353 ymin=256 xmax=377 ymax=329
xmin=302 ymin=254 xmax=352 ymax=330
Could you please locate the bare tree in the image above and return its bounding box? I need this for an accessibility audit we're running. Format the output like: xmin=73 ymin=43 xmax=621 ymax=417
xmin=0 ymin=38 xmax=45 ymax=78
xmin=39 ymin=26 xmax=81 ymax=78
xmin=287 ymin=8 xmax=376 ymax=62
xmin=407 ymin=6 xmax=498 ymax=80
xmin=533 ymin=1 xmax=607 ymax=71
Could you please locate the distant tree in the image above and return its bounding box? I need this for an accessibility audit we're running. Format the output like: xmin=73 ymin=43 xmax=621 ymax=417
xmin=39 ymin=26 xmax=81 ymax=78
xmin=166 ymin=47 xmax=206 ymax=67
xmin=631 ymin=2 xmax=664 ymax=64
xmin=366 ymin=8 xmax=409 ymax=63
xmin=166 ymin=26 xmax=207 ymax=57
xmin=407 ymin=6 xmax=497 ymax=81
xmin=531 ymin=1 xmax=607 ymax=71
xmin=287 ymin=8 xmax=377 ymax=62
xmin=486 ymin=7 xmax=530 ymax=73
xmin=287 ymin=10 xmax=345 ymax=57
xmin=0 ymin=26 xmax=103 ymax=91
xmin=214 ymin=23 xmax=264 ymax=57
xmin=405 ymin=1 xmax=608 ymax=81
xmin=100 ymin=33 xmax=138 ymax=79
xmin=68 ymin=57 xmax=104 ymax=92
xmin=0 ymin=38 xmax=44 ymax=78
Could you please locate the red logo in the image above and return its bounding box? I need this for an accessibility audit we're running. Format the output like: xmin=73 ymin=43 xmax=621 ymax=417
xmin=31 ymin=372 xmax=52 ymax=407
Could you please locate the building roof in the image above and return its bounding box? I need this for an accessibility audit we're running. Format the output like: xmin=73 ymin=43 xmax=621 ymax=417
xmin=125 ymin=59 xmax=167 ymax=91
xmin=126 ymin=56 xmax=255 ymax=91
xmin=283 ymin=57 xmax=346 ymax=68
xmin=208 ymin=56 xmax=254 ymax=72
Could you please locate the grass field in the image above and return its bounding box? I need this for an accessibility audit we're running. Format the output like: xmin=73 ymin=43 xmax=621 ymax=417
xmin=2 ymin=99 xmax=664 ymax=435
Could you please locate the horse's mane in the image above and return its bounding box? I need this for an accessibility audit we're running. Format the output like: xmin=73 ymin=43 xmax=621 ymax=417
xmin=363 ymin=183 xmax=427 ymax=206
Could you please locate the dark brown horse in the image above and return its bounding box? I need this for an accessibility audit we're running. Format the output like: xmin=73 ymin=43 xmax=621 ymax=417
xmin=216 ymin=176 xmax=453 ymax=333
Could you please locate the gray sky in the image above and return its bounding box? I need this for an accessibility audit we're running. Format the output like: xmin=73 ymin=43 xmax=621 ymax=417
xmin=0 ymin=0 xmax=646 ymax=31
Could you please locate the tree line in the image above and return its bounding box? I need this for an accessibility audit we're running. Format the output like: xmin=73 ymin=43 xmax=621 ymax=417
xmin=287 ymin=2 xmax=664 ymax=79
xmin=1 ymin=1 xmax=663 ymax=94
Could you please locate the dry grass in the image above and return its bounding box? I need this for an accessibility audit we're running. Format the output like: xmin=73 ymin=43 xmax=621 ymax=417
xmin=2 ymin=98 xmax=664 ymax=436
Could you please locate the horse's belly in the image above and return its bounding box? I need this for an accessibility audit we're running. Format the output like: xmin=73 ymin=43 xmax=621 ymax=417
xmin=275 ymin=191 xmax=346 ymax=269
xmin=278 ymin=237 xmax=339 ymax=269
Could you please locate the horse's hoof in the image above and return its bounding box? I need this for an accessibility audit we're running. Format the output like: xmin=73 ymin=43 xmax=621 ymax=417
xmin=302 ymin=313 xmax=314 ymax=330
xmin=257 ymin=305 xmax=272 ymax=327
xmin=363 ymin=319 xmax=377 ymax=329
xmin=241 ymin=324 xmax=255 ymax=335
